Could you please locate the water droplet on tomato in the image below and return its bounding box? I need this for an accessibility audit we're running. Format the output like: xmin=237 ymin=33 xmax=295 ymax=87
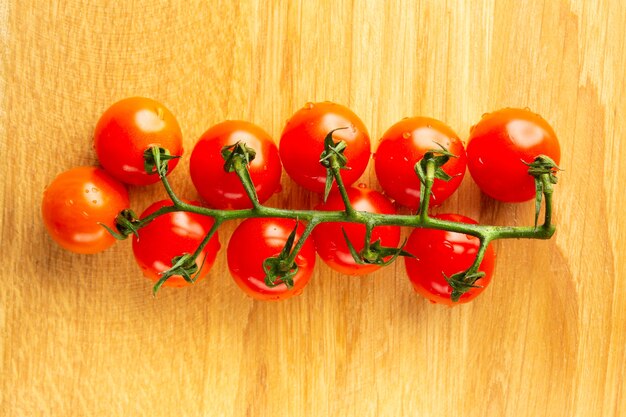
xmin=304 ymin=102 xmax=314 ymax=110
xmin=357 ymin=183 xmax=367 ymax=189
xmin=402 ymin=132 xmax=411 ymax=139
xmin=92 ymin=200 xmax=97 ymax=204
xmin=92 ymin=187 xmax=98 ymax=192
xmin=350 ymin=124 xmax=357 ymax=133
xmin=81 ymin=211 xmax=89 ymax=218
xmin=478 ymin=157 xmax=484 ymax=165
xmin=443 ymin=241 xmax=453 ymax=250
xmin=426 ymin=125 xmax=432 ymax=129
xmin=67 ymin=199 xmax=74 ymax=206
xmin=84 ymin=189 xmax=89 ymax=193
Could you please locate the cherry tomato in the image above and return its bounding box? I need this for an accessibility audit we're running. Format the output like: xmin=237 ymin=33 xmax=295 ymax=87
xmin=374 ymin=117 xmax=467 ymax=209
xmin=312 ymin=187 xmax=400 ymax=275
xmin=132 ymin=200 xmax=221 ymax=288
xmin=42 ymin=166 xmax=129 ymax=254
xmin=466 ymin=108 xmax=561 ymax=202
xmin=279 ymin=102 xmax=371 ymax=193
xmin=94 ymin=97 xmax=183 ymax=186
xmin=190 ymin=121 xmax=282 ymax=209
xmin=404 ymin=213 xmax=495 ymax=305
xmin=227 ymin=218 xmax=316 ymax=300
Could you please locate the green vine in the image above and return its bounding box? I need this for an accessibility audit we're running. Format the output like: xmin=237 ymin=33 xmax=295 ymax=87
xmin=108 ymin=131 xmax=559 ymax=301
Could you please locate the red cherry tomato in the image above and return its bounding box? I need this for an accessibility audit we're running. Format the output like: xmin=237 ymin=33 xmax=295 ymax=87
xmin=374 ymin=117 xmax=467 ymax=209
xmin=94 ymin=97 xmax=183 ymax=186
xmin=132 ymin=200 xmax=221 ymax=288
xmin=279 ymin=102 xmax=371 ymax=193
xmin=227 ymin=218 xmax=316 ymax=300
xmin=190 ymin=121 xmax=282 ymax=209
xmin=42 ymin=166 xmax=129 ymax=254
xmin=466 ymin=108 xmax=561 ymax=202
xmin=404 ymin=213 xmax=495 ymax=305
xmin=312 ymin=187 xmax=400 ymax=275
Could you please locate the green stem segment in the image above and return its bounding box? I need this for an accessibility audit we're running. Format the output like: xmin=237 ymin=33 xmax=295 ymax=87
xmin=110 ymin=142 xmax=558 ymax=301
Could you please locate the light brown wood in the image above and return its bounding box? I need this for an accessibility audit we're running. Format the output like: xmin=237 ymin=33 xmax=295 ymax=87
xmin=2 ymin=1 xmax=625 ymax=416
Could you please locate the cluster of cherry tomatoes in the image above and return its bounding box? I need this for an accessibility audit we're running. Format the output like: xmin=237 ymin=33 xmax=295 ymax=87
xmin=42 ymin=98 xmax=560 ymax=305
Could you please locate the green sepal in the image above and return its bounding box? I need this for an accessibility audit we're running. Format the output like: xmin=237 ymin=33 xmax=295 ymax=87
xmin=414 ymin=143 xmax=458 ymax=186
xmin=524 ymin=155 xmax=561 ymax=229
xmin=152 ymin=253 xmax=199 ymax=296
xmin=319 ymin=127 xmax=350 ymax=202
xmin=262 ymin=222 xmax=300 ymax=289
xmin=414 ymin=143 xmax=459 ymax=209
xmin=143 ymin=146 xmax=180 ymax=177
xmin=221 ymin=142 xmax=257 ymax=173
xmin=341 ymin=228 xmax=366 ymax=265
xmin=99 ymin=209 xmax=140 ymax=240
xmin=342 ymin=228 xmax=415 ymax=266
xmin=444 ymin=270 xmax=486 ymax=302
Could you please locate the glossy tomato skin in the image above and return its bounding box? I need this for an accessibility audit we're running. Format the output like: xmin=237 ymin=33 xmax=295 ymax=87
xmin=94 ymin=97 xmax=183 ymax=186
xmin=227 ymin=218 xmax=316 ymax=300
xmin=404 ymin=214 xmax=495 ymax=306
xmin=374 ymin=117 xmax=467 ymax=210
xmin=132 ymin=200 xmax=221 ymax=288
xmin=313 ymin=187 xmax=401 ymax=276
xmin=42 ymin=166 xmax=129 ymax=254
xmin=279 ymin=102 xmax=371 ymax=193
xmin=466 ymin=108 xmax=561 ymax=202
xmin=190 ymin=121 xmax=282 ymax=209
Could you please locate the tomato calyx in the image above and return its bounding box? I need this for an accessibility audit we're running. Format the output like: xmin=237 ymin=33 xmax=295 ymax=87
xmin=221 ymin=142 xmax=257 ymax=172
xmin=153 ymin=253 xmax=201 ymax=295
xmin=99 ymin=209 xmax=142 ymax=240
xmin=341 ymin=227 xmax=413 ymax=266
xmin=319 ymin=127 xmax=351 ymax=201
xmin=143 ymin=146 xmax=180 ymax=177
xmin=444 ymin=270 xmax=486 ymax=303
xmin=524 ymin=155 xmax=562 ymax=229
xmin=414 ymin=144 xmax=459 ymax=215
xmin=262 ymin=222 xmax=300 ymax=288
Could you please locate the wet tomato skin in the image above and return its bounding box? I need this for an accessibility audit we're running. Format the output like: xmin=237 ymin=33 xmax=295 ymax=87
xmin=132 ymin=200 xmax=221 ymax=288
xmin=466 ymin=108 xmax=561 ymax=202
xmin=313 ymin=187 xmax=401 ymax=276
xmin=42 ymin=166 xmax=129 ymax=254
xmin=190 ymin=121 xmax=282 ymax=209
xmin=404 ymin=213 xmax=495 ymax=306
xmin=374 ymin=117 xmax=467 ymax=209
xmin=94 ymin=97 xmax=183 ymax=186
xmin=227 ymin=218 xmax=316 ymax=301
xmin=279 ymin=102 xmax=371 ymax=193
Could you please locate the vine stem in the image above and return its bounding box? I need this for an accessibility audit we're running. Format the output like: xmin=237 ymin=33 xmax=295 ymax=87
xmin=118 ymin=146 xmax=557 ymax=299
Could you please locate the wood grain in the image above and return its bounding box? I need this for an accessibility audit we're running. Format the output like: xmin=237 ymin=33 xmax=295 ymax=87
xmin=1 ymin=1 xmax=625 ymax=416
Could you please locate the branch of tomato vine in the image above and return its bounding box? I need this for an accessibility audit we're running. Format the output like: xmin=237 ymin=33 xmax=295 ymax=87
xmin=107 ymin=135 xmax=559 ymax=301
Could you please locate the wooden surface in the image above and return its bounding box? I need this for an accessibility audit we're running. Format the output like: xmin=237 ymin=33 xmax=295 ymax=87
xmin=1 ymin=1 xmax=625 ymax=416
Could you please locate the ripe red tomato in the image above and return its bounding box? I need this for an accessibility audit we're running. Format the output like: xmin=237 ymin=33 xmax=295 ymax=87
xmin=42 ymin=166 xmax=129 ymax=254
xmin=404 ymin=213 xmax=495 ymax=305
xmin=132 ymin=200 xmax=221 ymax=288
xmin=94 ymin=97 xmax=183 ymax=186
xmin=374 ymin=117 xmax=467 ymax=209
xmin=227 ymin=218 xmax=316 ymax=300
xmin=279 ymin=102 xmax=371 ymax=193
xmin=189 ymin=120 xmax=282 ymax=209
xmin=466 ymin=108 xmax=561 ymax=202
xmin=312 ymin=187 xmax=401 ymax=275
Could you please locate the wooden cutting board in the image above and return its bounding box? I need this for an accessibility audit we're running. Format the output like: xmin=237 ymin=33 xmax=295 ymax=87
xmin=1 ymin=1 xmax=625 ymax=416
